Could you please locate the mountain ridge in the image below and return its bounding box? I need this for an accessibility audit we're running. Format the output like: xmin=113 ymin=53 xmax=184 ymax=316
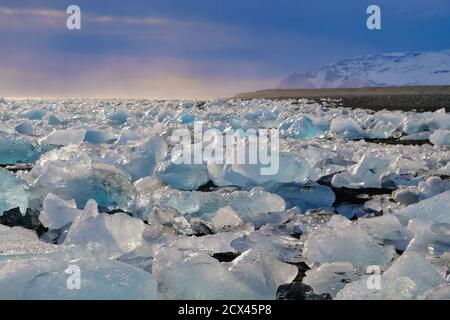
xmin=279 ymin=49 xmax=450 ymax=89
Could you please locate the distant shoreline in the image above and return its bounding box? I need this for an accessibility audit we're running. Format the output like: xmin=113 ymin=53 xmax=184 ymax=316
xmin=233 ymin=85 xmax=450 ymax=112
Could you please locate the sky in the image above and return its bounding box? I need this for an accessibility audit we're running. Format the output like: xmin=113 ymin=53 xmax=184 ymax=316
xmin=0 ymin=0 xmax=449 ymax=99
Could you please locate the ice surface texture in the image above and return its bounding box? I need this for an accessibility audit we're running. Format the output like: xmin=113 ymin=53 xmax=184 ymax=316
xmin=1 ymin=97 xmax=450 ymax=300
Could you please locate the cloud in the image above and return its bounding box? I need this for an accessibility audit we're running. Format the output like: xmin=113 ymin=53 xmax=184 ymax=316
xmin=0 ymin=55 xmax=278 ymax=99
xmin=0 ymin=5 xmax=192 ymax=29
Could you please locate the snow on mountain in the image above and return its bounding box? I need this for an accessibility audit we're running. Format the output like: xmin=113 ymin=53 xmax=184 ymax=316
xmin=278 ymin=49 xmax=450 ymax=89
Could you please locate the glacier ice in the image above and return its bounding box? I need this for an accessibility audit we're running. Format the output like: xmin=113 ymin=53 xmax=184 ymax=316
xmin=1 ymin=97 xmax=450 ymax=300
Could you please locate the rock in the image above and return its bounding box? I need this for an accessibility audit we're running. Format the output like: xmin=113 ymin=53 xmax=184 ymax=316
xmin=276 ymin=282 xmax=332 ymax=300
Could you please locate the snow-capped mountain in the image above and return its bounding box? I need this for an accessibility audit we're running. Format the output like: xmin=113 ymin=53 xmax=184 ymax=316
xmin=278 ymin=49 xmax=450 ymax=89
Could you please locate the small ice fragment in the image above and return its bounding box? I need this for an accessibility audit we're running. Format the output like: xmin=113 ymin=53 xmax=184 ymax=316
xmin=42 ymin=129 xmax=86 ymax=146
xmin=211 ymin=206 xmax=245 ymax=233
xmin=39 ymin=193 xmax=80 ymax=230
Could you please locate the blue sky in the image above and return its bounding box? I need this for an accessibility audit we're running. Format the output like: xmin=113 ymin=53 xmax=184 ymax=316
xmin=1 ymin=0 xmax=449 ymax=98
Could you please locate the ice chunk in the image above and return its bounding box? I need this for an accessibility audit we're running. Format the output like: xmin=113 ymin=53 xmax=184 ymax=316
xmin=265 ymin=184 xmax=335 ymax=211
xmin=0 ymin=254 xmax=157 ymax=299
xmin=358 ymin=215 xmax=411 ymax=251
xmin=0 ymin=168 xmax=29 ymax=215
xmin=231 ymin=230 xmax=303 ymax=263
xmin=64 ymin=200 xmax=145 ymax=258
xmin=152 ymin=248 xmax=263 ymax=299
xmin=153 ymin=247 xmax=293 ymax=299
xmin=47 ymin=114 xmax=64 ymax=125
xmin=336 ymin=251 xmax=445 ymax=300
xmin=0 ymin=225 xmax=68 ymax=256
xmin=108 ymin=109 xmax=129 ymax=124
xmin=396 ymin=190 xmax=450 ymax=225
xmin=15 ymin=122 xmax=34 ymax=136
xmin=303 ymin=262 xmax=359 ymax=298
xmin=278 ymin=116 xmax=323 ymax=139
xmin=418 ymin=176 xmax=447 ymax=199
xmin=39 ymin=193 xmax=80 ymax=230
xmin=379 ymin=251 xmax=444 ymax=296
xmin=42 ymin=129 xmax=86 ymax=146
xmin=27 ymin=146 xmax=135 ymax=210
xmin=227 ymin=152 xmax=313 ymax=187
xmin=173 ymin=231 xmax=246 ymax=254
xmin=146 ymin=206 xmax=193 ymax=237
xmin=162 ymin=188 xmax=286 ymax=222
xmin=332 ymin=154 xmax=391 ymax=188
xmin=303 ymin=215 xmax=395 ymax=268
xmin=116 ymin=136 xmax=168 ymax=182
xmin=0 ymin=133 xmax=41 ymax=165
xmin=156 ymin=161 xmax=209 ymax=191
xmin=229 ymin=249 xmax=298 ymax=293
xmin=177 ymin=109 xmax=195 ymax=124
xmin=330 ymin=117 xmax=364 ymax=139
xmin=22 ymin=259 xmax=158 ymax=300
xmin=420 ymin=284 xmax=450 ymax=300
xmin=405 ymin=219 xmax=450 ymax=257
xmin=22 ymin=109 xmax=46 ymax=120
xmin=393 ymin=187 xmax=421 ymax=205
xmin=211 ymin=206 xmax=245 ymax=233
xmin=336 ymin=204 xmax=380 ymax=219
xmin=84 ymin=128 xmax=115 ymax=144
xmin=430 ymin=130 xmax=450 ymax=146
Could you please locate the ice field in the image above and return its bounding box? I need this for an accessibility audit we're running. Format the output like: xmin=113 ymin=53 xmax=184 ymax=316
xmin=1 ymin=97 xmax=450 ymax=299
